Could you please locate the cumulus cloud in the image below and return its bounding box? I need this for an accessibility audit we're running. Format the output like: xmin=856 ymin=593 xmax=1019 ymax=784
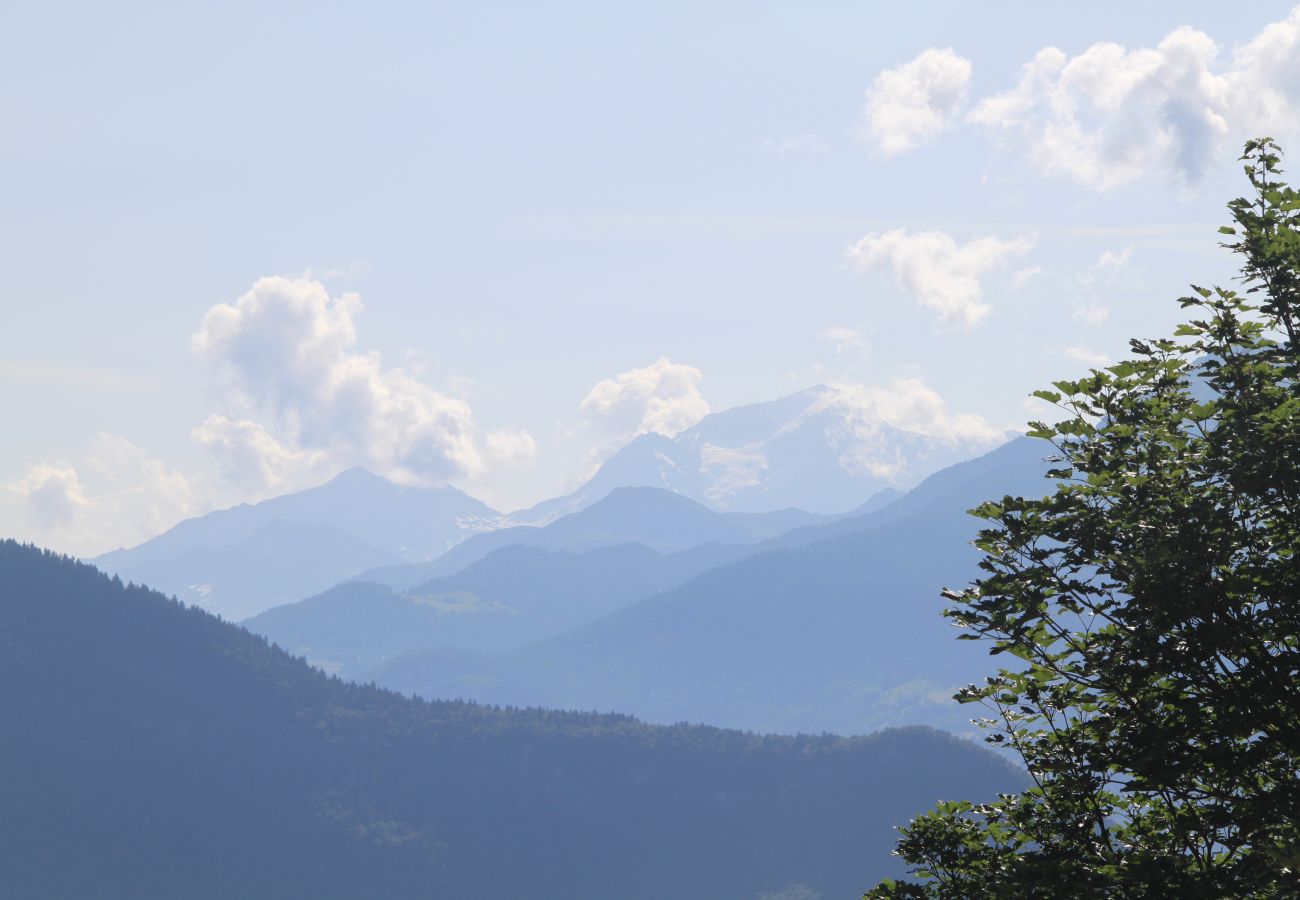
xmin=1231 ymin=8 xmax=1300 ymax=127
xmin=580 ymin=358 xmax=709 ymax=445
xmin=860 ymin=48 xmax=972 ymax=155
xmin=7 ymin=435 xmax=197 ymax=556
xmin=966 ymin=10 xmax=1300 ymax=189
xmin=828 ymin=379 xmax=1004 ymax=445
xmin=12 ymin=465 xmax=89 ymax=531
xmin=845 ymin=229 xmax=1035 ymax=327
xmin=193 ymin=276 xmax=532 ymax=488
xmin=192 ymin=415 xmax=330 ymax=495
xmin=821 ymin=379 xmax=1005 ymax=478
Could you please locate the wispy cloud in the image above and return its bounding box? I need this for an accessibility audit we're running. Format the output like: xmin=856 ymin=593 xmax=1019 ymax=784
xmin=817 ymin=326 xmax=868 ymax=355
xmin=1063 ymin=344 xmax=1111 ymax=367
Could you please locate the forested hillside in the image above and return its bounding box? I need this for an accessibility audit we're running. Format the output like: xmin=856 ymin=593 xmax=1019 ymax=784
xmin=0 ymin=541 xmax=1023 ymax=900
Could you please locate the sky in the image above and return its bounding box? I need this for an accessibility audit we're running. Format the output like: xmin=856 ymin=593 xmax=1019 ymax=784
xmin=4 ymin=0 xmax=1300 ymax=556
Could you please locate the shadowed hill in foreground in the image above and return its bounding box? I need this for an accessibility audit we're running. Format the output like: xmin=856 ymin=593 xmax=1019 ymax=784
xmin=0 ymin=541 xmax=1023 ymax=900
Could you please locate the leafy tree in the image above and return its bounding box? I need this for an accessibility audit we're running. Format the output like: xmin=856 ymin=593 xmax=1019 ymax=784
xmin=868 ymin=139 xmax=1300 ymax=899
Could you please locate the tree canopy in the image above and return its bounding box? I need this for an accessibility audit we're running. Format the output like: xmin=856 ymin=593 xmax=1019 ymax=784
xmin=868 ymin=139 xmax=1300 ymax=898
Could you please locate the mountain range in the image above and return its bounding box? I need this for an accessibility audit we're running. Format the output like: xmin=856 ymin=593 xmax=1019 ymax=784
xmin=249 ymin=540 xmax=758 ymax=675
xmin=349 ymin=484 xmax=870 ymax=591
xmin=510 ymin=385 xmax=1002 ymax=524
xmin=93 ymin=385 xmax=962 ymax=621
xmin=92 ymin=468 xmax=498 ymax=620
xmin=244 ymin=437 xmax=1053 ymax=734
xmin=362 ymin=437 xmax=1053 ymax=735
xmin=0 ymin=540 xmax=1025 ymax=899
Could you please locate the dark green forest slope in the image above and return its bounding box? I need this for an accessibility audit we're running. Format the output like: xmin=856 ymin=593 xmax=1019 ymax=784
xmin=0 ymin=541 xmax=1022 ymax=900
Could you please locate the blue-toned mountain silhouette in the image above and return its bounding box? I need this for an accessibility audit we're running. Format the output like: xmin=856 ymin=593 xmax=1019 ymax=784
xmin=92 ymin=468 xmax=498 ymax=620
xmin=0 ymin=540 xmax=1025 ymax=899
xmin=366 ymin=437 xmax=1052 ymax=735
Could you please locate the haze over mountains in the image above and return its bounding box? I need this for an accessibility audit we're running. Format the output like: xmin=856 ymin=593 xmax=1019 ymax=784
xmin=512 ymin=385 xmax=1005 ymax=524
xmin=367 ymin=438 xmax=1051 ymax=735
xmin=93 ymin=469 xmax=499 ymax=620
xmin=350 ymin=485 xmax=845 ymax=592
xmin=246 ymin=437 xmax=1050 ymax=735
xmin=85 ymin=387 xmax=1044 ymax=736
xmin=93 ymin=387 xmax=1002 ymax=622
xmin=89 ymin=387 xmax=982 ymax=626
xmin=1 ymin=541 xmax=1025 ymax=899
xmin=5 ymin=388 xmax=1047 ymax=897
xmin=250 ymin=540 xmax=758 ymax=674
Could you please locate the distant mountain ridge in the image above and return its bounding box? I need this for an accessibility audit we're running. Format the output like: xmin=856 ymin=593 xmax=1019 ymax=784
xmin=509 ymin=385 xmax=1007 ymax=524
xmin=89 ymin=385 xmax=1003 ymax=621
xmin=248 ymin=540 xmax=758 ymax=675
xmin=241 ymin=437 xmax=1052 ymax=735
xmin=93 ymin=468 xmax=498 ymax=620
xmin=251 ymin=482 xmax=910 ymax=675
xmin=367 ymin=437 xmax=1054 ymax=735
xmin=353 ymin=485 xmax=789 ymax=590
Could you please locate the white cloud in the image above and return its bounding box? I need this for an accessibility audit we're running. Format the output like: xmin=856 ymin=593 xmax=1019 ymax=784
xmin=7 ymin=435 xmax=197 ymax=556
xmin=12 ymin=465 xmax=89 ymax=531
xmin=966 ymin=10 xmax=1300 ymax=189
xmin=845 ymin=229 xmax=1034 ymax=327
xmin=1066 ymin=245 xmax=1134 ymax=325
xmin=484 ymin=428 xmax=537 ymax=469
xmin=1011 ymin=266 xmax=1046 ymax=288
xmin=193 ymin=276 xmax=532 ymax=487
xmin=1073 ymin=303 xmax=1111 ymax=326
xmin=1063 ymin=344 xmax=1111 ymax=367
xmin=192 ymin=415 xmax=330 ymax=495
xmin=821 ymin=379 xmax=1005 ymax=478
xmin=1096 ymin=245 xmax=1134 ymax=270
xmin=580 ymin=358 xmax=709 ymax=445
xmin=861 ymin=48 xmax=973 ymax=155
xmin=818 ymin=326 xmax=868 ymax=355
xmin=763 ymin=133 xmax=830 ymax=157
xmin=1230 ymin=8 xmax=1300 ymax=125
xmin=827 ymin=379 xmax=1004 ymax=445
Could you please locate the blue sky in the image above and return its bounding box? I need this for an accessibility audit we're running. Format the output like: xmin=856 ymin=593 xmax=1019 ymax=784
xmin=4 ymin=0 xmax=1299 ymax=555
